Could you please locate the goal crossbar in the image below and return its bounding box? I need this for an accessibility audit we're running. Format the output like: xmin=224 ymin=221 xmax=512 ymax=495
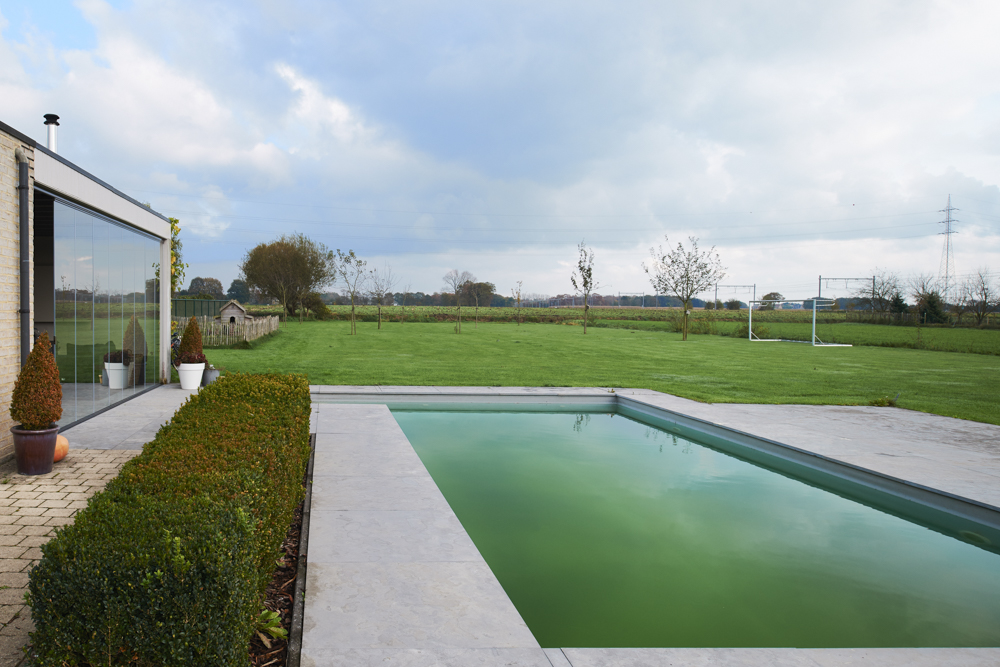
xmin=747 ymin=299 xmax=853 ymax=347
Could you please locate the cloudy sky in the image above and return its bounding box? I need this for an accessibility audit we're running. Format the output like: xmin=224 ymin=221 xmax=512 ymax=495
xmin=3 ymin=0 xmax=999 ymax=302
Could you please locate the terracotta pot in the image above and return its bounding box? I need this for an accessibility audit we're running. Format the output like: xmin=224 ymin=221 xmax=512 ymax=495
xmin=12 ymin=425 xmax=59 ymax=476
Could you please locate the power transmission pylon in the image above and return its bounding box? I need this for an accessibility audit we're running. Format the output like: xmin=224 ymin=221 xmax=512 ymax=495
xmin=938 ymin=195 xmax=958 ymax=303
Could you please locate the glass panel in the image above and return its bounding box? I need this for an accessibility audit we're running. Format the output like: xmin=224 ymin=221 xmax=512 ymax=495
xmin=93 ymin=219 xmax=111 ymax=410
xmin=74 ymin=213 xmax=95 ymax=415
xmin=53 ymin=202 xmax=76 ymax=425
xmin=49 ymin=196 xmax=163 ymax=425
xmin=146 ymin=237 xmax=160 ymax=386
xmin=108 ymin=222 xmax=124 ymax=405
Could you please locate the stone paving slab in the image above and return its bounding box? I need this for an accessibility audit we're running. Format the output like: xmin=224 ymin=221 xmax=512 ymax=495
xmin=0 ymin=449 xmax=140 ymax=666
xmin=59 ymin=384 xmax=197 ymax=450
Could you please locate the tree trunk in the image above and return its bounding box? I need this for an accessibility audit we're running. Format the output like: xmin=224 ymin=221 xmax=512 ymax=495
xmin=378 ymin=304 xmax=382 ymax=329
xmin=350 ymin=297 xmax=356 ymax=335
xmin=683 ymin=302 xmax=689 ymax=341
xmin=583 ymin=301 xmax=588 ymax=334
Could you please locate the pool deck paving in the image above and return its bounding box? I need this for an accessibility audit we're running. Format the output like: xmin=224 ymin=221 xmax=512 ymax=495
xmin=306 ymin=385 xmax=1000 ymax=667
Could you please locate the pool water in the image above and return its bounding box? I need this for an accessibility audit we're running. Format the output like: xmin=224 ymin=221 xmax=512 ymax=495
xmin=391 ymin=409 xmax=1000 ymax=648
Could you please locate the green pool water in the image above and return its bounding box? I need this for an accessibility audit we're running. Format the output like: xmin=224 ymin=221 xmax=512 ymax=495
xmin=391 ymin=409 xmax=1000 ymax=648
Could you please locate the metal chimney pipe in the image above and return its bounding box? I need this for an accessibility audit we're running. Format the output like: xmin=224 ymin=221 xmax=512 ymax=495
xmin=43 ymin=114 xmax=60 ymax=153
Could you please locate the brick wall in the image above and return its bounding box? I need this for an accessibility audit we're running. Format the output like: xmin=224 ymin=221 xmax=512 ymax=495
xmin=0 ymin=130 xmax=34 ymax=463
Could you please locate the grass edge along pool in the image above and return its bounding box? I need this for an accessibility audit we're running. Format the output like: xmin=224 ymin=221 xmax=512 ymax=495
xmin=389 ymin=401 xmax=1000 ymax=648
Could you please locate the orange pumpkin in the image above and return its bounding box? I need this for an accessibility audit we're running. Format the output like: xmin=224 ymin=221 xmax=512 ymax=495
xmin=53 ymin=435 xmax=69 ymax=463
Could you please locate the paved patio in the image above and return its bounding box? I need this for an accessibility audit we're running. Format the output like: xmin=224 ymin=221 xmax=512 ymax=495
xmin=0 ymin=384 xmax=196 ymax=666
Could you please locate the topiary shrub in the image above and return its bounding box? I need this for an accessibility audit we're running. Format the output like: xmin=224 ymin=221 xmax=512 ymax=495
xmin=174 ymin=316 xmax=204 ymax=366
xmin=11 ymin=332 xmax=62 ymax=430
xmin=27 ymin=373 xmax=311 ymax=666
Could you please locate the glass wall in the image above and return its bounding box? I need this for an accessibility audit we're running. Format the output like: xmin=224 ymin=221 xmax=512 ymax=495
xmin=52 ymin=198 xmax=161 ymax=426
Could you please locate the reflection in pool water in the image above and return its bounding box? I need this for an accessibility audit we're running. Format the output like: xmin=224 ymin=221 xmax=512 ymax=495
xmin=392 ymin=409 xmax=1000 ymax=648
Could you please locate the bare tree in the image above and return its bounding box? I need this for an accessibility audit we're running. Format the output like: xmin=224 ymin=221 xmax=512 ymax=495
xmin=443 ymin=270 xmax=475 ymax=333
xmin=853 ymin=269 xmax=900 ymax=317
xmin=401 ymin=283 xmax=412 ymax=322
xmin=644 ymin=236 xmax=725 ymax=341
xmin=570 ymin=241 xmax=602 ymax=334
xmin=368 ymin=264 xmax=398 ymax=330
xmin=910 ymin=273 xmax=948 ymax=324
xmin=511 ymin=281 xmax=523 ymax=326
xmin=338 ymin=250 xmax=367 ymax=335
xmin=966 ymin=268 xmax=999 ymax=325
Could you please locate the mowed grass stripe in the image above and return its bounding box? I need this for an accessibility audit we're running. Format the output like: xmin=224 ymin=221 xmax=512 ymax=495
xmin=207 ymin=321 xmax=1000 ymax=425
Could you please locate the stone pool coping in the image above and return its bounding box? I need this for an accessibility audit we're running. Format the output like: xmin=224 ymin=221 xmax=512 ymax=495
xmin=305 ymin=385 xmax=1000 ymax=667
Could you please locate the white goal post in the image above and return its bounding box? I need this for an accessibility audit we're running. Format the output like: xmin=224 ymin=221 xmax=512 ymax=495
xmin=747 ymin=299 xmax=852 ymax=347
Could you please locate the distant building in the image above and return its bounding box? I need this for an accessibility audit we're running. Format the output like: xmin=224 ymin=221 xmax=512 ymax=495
xmin=217 ymin=300 xmax=253 ymax=324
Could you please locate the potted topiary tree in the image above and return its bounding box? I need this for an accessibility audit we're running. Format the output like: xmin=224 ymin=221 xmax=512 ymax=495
xmin=103 ymin=349 xmax=133 ymax=390
xmin=174 ymin=316 xmax=207 ymax=390
xmin=10 ymin=332 xmax=63 ymax=475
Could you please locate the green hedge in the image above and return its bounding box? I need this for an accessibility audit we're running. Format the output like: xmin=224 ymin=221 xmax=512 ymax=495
xmin=27 ymin=373 xmax=311 ymax=666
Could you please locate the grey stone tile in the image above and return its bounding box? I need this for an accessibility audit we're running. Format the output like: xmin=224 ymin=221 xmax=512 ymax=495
xmin=312 ymin=446 xmax=427 ymax=478
xmin=806 ymin=648 xmax=1000 ymax=666
xmin=301 ymin=648 xmax=552 ymax=667
xmin=308 ymin=510 xmax=485 ymax=564
xmin=302 ymin=561 xmax=539 ymax=650
xmin=544 ymin=648 xmax=573 ymax=667
xmin=310 ymin=476 xmax=451 ymax=512
xmin=313 ymin=430 xmax=416 ymax=453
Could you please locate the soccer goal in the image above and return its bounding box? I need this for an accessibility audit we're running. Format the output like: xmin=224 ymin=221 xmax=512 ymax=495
xmin=747 ymin=298 xmax=852 ymax=347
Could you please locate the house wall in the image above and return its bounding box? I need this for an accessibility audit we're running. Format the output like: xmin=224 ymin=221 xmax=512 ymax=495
xmin=0 ymin=128 xmax=34 ymax=463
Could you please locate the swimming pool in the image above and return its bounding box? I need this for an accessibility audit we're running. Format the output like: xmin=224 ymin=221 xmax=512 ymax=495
xmin=391 ymin=407 xmax=1000 ymax=648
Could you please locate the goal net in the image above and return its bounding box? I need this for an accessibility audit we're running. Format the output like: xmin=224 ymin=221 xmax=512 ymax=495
xmin=747 ymin=298 xmax=852 ymax=347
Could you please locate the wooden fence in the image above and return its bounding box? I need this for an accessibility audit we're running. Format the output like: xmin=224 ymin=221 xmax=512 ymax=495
xmin=174 ymin=315 xmax=280 ymax=346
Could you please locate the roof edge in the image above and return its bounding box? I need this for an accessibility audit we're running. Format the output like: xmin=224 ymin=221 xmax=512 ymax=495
xmin=34 ymin=144 xmax=171 ymax=224
xmin=0 ymin=119 xmax=37 ymax=148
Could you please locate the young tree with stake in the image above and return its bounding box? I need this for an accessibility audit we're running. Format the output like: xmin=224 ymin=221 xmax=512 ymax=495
xmin=443 ymin=270 xmax=475 ymax=333
xmin=644 ymin=236 xmax=725 ymax=341
xmin=511 ymin=281 xmax=523 ymax=326
xmin=570 ymin=241 xmax=601 ymax=334
xmin=338 ymin=250 xmax=367 ymax=335
xmin=368 ymin=264 xmax=398 ymax=330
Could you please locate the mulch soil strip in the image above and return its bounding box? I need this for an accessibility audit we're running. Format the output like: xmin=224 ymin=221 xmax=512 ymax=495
xmin=249 ymin=501 xmax=303 ymax=667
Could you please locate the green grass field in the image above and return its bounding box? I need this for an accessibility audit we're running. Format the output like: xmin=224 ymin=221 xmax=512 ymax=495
xmin=591 ymin=319 xmax=1000 ymax=355
xmin=205 ymin=321 xmax=1000 ymax=425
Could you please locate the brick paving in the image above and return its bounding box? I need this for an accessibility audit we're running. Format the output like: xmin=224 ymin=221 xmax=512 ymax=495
xmin=0 ymin=449 xmax=139 ymax=666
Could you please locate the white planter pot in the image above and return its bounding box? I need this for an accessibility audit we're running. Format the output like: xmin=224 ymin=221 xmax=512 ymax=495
xmin=104 ymin=362 xmax=128 ymax=390
xmin=178 ymin=362 xmax=205 ymax=390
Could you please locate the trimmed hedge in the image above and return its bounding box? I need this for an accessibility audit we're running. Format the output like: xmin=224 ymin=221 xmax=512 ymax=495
xmin=27 ymin=373 xmax=311 ymax=666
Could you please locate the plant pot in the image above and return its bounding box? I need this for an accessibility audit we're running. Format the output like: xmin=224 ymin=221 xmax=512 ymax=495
xmin=12 ymin=425 xmax=59 ymax=475
xmin=201 ymin=368 xmax=221 ymax=386
xmin=178 ymin=362 xmax=205 ymax=390
xmin=104 ymin=362 xmax=127 ymax=389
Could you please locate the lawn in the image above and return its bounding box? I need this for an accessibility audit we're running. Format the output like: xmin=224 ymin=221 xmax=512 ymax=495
xmin=591 ymin=319 xmax=1000 ymax=355
xmin=206 ymin=320 xmax=1000 ymax=425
